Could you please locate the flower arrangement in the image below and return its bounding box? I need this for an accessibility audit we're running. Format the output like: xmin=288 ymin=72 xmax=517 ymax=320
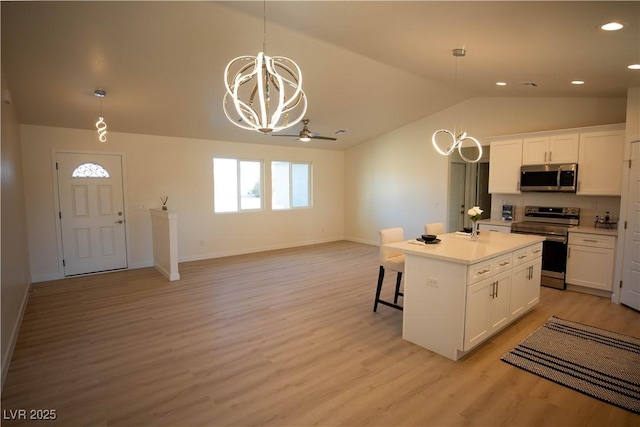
xmin=467 ymin=206 xmax=483 ymax=222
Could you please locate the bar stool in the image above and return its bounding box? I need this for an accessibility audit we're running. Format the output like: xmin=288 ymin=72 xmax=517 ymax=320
xmin=424 ymin=222 xmax=444 ymax=235
xmin=373 ymin=227 xmax=405 ymax=312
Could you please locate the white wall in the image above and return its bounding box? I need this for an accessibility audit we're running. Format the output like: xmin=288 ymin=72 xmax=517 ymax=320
xmin=344 ymin=97 xmax=627 ymax=244
xmin=20 ymin=126 xmax=344 ymax=282
xmin=1 ymin=75 xmax=32 ymax=387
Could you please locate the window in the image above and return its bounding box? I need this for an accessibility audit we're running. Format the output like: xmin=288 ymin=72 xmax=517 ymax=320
xmin=272 ymin=161 xmax=311 ymax=210
xmin=213 ymin=158 xmax=262 ymax=213
xmin=71 ymin=163 xmax=110 ymax=178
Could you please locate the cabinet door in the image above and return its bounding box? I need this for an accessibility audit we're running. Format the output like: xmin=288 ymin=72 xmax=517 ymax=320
xmin=549 ymin=133 xmax=579 ymax=163
xmin=522 ymin=137 xmax=549 ymax=165
xmin=464 ymin=270 xmax=511 ymax=351
xmin=578 ymin=130 xmax=624 ymax=195
xmin=488 ymin=139 xmax=522 ymax=194
xmin=510 ymin=257 xmax=542 ymax=319
xmin=566 ymin=245 xmax=615 ymax=290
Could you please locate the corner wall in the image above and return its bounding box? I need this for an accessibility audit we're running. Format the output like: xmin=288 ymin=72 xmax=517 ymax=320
xmin=1 ymin=78 xmax=32 ymax=387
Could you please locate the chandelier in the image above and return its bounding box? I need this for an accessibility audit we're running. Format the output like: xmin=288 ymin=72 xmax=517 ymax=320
xmin=223 ymin=2 xmax=307 ymax=134
xmin=94 ymin=89 xmax=107 ymax=143
xmin=431 ymin=48 xmax=482 ymax=163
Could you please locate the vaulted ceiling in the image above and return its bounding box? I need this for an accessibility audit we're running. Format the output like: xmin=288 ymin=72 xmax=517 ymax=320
xmin=2 ymin=1 xmax=639 ymax=150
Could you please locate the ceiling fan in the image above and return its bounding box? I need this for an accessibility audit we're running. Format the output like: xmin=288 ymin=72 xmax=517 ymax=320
xmin=271 ymin=119 xmax=337 ymax=142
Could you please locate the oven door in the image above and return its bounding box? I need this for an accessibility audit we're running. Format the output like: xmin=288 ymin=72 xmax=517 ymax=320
xmin=541 ymin=236 xmax=567 ymax=289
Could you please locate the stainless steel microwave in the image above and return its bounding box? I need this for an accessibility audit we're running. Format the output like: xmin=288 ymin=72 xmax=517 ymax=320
xmin=520 ymin=163 xmax=578 ymax=192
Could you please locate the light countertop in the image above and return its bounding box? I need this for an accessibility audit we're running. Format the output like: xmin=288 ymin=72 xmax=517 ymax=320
xmin=569 ymin=225 xmax=619 ymax=237
xmin=385 ymin=232 xmax=544 ymax=265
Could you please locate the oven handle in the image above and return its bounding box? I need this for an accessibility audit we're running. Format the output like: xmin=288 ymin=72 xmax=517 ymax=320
xmin=511 ymin=230 xmax=567 ymax=243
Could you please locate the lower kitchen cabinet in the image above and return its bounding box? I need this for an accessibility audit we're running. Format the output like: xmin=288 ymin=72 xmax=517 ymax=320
xmin=464 ymin=270 xmax=511 ymax=351
xmin=510 ymin=257 xmax=542 ymax=319
xmin=566 ymin=233 xmax=616 ymax=291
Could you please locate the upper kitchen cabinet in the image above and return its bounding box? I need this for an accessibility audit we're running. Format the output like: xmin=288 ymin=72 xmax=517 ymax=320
xmin=522 ymin=134 xmax=579 ymax=165
xmin=488 ymin=139 xmax=522 ymax=194
xmin=577 ymin=129 xmax=625 ymax=195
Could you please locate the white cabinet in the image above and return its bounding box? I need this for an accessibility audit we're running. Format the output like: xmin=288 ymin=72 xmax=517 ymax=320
xmin=577 ymin=130 xmax=625 ymax=195
xmin=464 ymin=270 xmax=511 ymax=351
xmin=522 ymin=134 xmax=579 ymax=165
xmin=478 ymin=223 xmax=511 ymax=233
xmin=566 ymin=233 xmax=616 ymax=291
xmin=510 ymin=244 xmax=542 ymax=319
xmin=488 ymin=139 xmax=522 ymax=194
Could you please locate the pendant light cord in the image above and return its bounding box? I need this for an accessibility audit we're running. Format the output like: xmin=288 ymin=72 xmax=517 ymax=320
xmin=263 ymin=0 xmax=267 ymax=54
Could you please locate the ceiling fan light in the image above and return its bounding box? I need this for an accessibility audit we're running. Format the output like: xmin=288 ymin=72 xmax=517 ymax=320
xmin=628 ymin=64 xmax=640 ymax=70
xmin=600 ymin=22 xmax=623 ymax=31
xmin=299 ymin=136 xmax=311 ymax=142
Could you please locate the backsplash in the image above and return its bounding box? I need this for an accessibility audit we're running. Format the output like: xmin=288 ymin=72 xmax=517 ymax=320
xmin=490 ymin=193 xmax=621 ymax=227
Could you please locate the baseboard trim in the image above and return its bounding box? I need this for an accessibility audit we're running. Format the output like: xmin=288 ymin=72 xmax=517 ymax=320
xmin=2 ymin=280 xmax=32 ymax=391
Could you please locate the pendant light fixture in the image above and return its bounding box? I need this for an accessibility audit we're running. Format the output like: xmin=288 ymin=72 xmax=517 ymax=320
xmin=223 ymin=1 xmax=307 ymax=134
xmin=94 ymin=89 xmax=108 ymax=143
xmin=431 ymin=48 xmax=482 ymax=163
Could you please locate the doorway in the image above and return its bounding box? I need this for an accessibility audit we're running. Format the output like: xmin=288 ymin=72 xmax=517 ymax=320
xmin=55 ymin=152 xmax=128 ymax=276
xmin=449 ymin=146 xmax=490 ymax=231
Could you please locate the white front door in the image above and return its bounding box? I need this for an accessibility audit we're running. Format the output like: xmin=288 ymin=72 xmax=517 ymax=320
xmin=56 ymin=152 xmax=127 ymax=276
xmin=621 ymin=142 xmax=640 ymax=310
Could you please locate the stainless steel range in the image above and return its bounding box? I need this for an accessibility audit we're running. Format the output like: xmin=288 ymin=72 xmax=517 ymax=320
xmin=511 ymin=206 xmax=580 ymax=289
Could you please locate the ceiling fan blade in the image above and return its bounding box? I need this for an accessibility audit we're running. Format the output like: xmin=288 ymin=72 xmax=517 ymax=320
xmin=310 ymin=135 xmax=338 ymax=141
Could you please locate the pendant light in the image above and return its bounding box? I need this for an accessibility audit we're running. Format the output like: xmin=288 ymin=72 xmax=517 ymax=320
xmin=94 ymin=89 xmax=108 ymax=143
xmin=223 ymin=1 xmax=307 ymax=134
xmin=431 ymin=48 xmax=482 ymax=163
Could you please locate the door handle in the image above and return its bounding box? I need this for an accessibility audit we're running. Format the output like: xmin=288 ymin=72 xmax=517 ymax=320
xmin=115 ymin=220 xmax=124 ymax=224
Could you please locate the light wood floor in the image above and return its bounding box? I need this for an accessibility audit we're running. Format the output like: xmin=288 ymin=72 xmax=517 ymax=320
xmin=2 ymin=241 xmax=639 ymax=427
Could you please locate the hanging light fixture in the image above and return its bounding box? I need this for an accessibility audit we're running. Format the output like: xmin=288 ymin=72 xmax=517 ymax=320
xmin=431 ymin=48 xmax=482 ymax=163
xmin=223 ymin=1 xmax=307 ymax=134
xmin=94 ymin=89 xmax=108 ymax=143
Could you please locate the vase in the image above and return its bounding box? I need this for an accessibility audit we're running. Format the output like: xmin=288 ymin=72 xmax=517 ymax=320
xmin=470 ymin=221 xmax=479 ymax=241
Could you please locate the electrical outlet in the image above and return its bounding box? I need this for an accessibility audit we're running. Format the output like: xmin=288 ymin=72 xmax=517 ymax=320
xmin=427 ymin=277 xmax=439 ymax=288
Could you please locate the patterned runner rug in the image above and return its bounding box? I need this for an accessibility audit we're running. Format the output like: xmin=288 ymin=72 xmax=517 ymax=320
xmin=501 ymin=316 xmax=640 ymax=414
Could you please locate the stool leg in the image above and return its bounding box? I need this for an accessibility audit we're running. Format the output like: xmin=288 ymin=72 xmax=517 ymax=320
xmin=373 ymin=266 xmax=385 ymax=312
xmin=394 ymin=272 xmax=403 ymax=303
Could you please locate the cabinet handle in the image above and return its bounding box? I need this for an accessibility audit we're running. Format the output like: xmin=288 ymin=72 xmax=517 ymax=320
xmin=583 ymin=239 xmax=598 ymax=243
xmin=568 ymin=247 xmax=571 ymax=259
xmin=544 ymin=152 xmax=547 ymax=162
xmin=549 ymin=151 xmax=552 ymax=162
xmin=495 ymin=282 xmax=499 ymax=298
xmin=518 ymin=255 xmax=527 ymax=260
xmin=500 ymin=261 xmax=509 ymax=266
xmin=533 ymin=249 xmax=541 ymax=254
xmin=479 ymin=268 xmax=490 ymax=275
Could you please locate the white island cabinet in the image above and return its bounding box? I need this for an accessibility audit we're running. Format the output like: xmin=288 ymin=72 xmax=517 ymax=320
xmin=385 ymin=232 xmax=544 ymax=361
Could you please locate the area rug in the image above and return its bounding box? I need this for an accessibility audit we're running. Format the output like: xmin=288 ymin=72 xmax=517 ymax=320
xmin=501 ymin=316 xmax=640 ymax=414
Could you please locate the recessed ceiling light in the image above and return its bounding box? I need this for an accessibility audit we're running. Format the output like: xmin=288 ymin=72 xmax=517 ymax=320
xmin=496 ymin=82 xmax=507 ymax=86
xmin=601 ymin=22 xmax=624 ymax=31
xmin=571 ymin=80 xmax=585 ymax=85
xmin=629 ymin=64 xmax=640 ymax=70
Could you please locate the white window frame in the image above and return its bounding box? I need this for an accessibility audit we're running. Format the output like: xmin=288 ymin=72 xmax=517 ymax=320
xmin=213 ymin=158 xmax=263 ymax=213
xmin=271 ymin=161 xmax=312 ymax=210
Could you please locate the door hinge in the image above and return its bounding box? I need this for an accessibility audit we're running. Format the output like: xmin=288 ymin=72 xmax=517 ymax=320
xmin=62 ymin=259 xmax=66 ymax=267
xmin=625 ymin=220 xmax=628 ymax=229
xmin=59 ymin=211 xmax=62 ymax=219
xmin=628 ymin=159 xmax=632 ymax=169
xmin=620 ymin=280 xmax=623 ymax=289
xmin=56 ymin=162 xmax=59 ymax=170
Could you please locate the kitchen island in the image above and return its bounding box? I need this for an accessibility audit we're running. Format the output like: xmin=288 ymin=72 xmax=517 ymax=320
xmin=385 ymin=232 xmax=544 ymax=360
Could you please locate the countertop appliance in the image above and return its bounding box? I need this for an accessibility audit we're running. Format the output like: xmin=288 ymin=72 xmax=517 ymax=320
xmin=520 ymin=163 xmax=578 ymax=192
xmin=511 ymin=206 xmax=580 ymax=289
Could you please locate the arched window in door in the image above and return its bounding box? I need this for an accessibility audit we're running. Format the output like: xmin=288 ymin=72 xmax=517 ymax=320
xmin=71 ymin=163 xmax=110 ymax=178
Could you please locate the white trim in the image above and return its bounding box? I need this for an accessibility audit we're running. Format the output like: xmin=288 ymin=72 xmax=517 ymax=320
xmin=1 ymin=281 xmax=32 ymax=390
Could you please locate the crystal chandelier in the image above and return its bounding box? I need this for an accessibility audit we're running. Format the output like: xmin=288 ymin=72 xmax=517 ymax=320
xmin=431 ymin=48 xmax=482 ymax=163
xmin=223 ymin=2 xmax=307 ymax=134
xmin=94 ymin=89 xmax=107 ymax=143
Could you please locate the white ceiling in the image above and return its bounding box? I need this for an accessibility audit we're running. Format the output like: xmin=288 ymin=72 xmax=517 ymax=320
xmin=2 ymin=1 xmax=639 ymax=150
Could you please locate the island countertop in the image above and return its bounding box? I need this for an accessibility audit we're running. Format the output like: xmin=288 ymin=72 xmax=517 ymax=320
xmin=385 ymin=232 xmax=545 ymax=265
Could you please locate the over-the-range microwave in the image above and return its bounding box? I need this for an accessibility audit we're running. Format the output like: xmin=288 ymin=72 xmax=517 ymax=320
xmin=520 ymin=163 xmax=578 ymax=192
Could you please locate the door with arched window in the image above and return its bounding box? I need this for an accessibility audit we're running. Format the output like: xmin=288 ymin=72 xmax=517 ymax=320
xmin=56 ymin=152 xmax=127 ymax=276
